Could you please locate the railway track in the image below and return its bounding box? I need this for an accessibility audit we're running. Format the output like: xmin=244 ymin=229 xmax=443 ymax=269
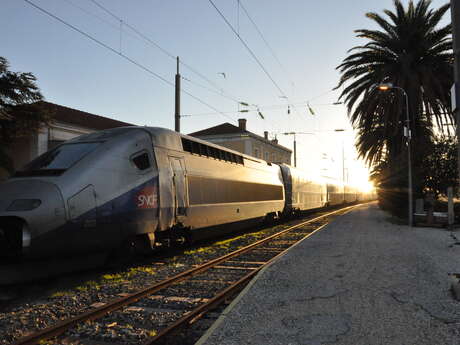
xmin=11 ymin=203 xmax=362 ymax=345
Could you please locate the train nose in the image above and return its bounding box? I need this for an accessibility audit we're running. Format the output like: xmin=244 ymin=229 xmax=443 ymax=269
xmin=0 ymin=179 xmax=66 ymax=258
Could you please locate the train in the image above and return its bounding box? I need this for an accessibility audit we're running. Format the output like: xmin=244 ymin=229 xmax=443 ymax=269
xmin=0 ymin=126 xmax=373 ymax=283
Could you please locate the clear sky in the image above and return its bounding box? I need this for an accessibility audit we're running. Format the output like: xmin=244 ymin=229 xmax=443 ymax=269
xmin=1 ymin=0 xmax=451 ymax=189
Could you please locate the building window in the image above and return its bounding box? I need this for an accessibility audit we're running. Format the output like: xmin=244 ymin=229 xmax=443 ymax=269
xmin=264 ymin=151 xmax=269 ymax=161
xmin=254 ymin=148 xmax=259 ymax=158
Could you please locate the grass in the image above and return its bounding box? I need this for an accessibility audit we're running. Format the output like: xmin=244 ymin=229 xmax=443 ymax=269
xmin=48 ymin=266 xmax=158 ymax=299
xmin=48 ymin=227 xmax=272 ymax=299
xmin=183 ymin=229 xmax=268 ymax=256
xmin=50 ymin=290 xmax=73 ymax=298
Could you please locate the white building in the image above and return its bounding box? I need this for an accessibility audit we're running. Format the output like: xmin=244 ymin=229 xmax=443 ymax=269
xmin=189 ymin=118 xmax=292 ymax=164
xmin=1 ymin=102 xmax=133 ymax=180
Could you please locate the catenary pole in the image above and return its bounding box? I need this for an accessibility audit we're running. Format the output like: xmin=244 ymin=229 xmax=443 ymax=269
xmin=175 ymin=57 xmax=181 ymax=132
xmin=293 ymin=134 xmax=297 ymax=167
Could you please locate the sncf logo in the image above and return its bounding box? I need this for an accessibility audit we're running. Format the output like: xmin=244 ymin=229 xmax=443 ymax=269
xmin=136 ymin=185 xmax=158 ymax=209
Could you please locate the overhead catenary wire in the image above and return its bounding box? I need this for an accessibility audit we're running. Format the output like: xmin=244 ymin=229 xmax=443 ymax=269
xmin=238 ymin=1 xmax=298 ymax=94
xmin=181 ymin=76 xmax=241 ymax=104
xmin=211 ymin=0 xmax=312 ymax=122
xmin=208 ymin=0 xmax=309 ymax=131
xmin=62 ymin=0 xmax=121 ymax=32
xmin=184 ymin=98 xmax=343 ymax=117
xmin=88 ymin=0 xmax=241 ymax=104
xmin=83 ymin=0 xmax=314 ymax=129
xmin=208 ymin=0 xmax=290 ymax=101
xmin=23 ymin=0 xmax=236 ymax=123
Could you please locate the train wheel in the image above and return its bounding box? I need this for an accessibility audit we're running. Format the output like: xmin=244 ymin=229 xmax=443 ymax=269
xmin=263 ymin=212 xmax=276 ymax=225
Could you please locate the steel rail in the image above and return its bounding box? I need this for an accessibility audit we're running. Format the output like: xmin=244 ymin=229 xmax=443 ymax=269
xmin=12 ymin=203 xmax=362 ymax=345
xmin=142 ymin=220 xmax=334 ymax=345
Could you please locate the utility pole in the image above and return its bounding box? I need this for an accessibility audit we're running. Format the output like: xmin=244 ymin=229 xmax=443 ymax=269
xmin=341 ymin=143 xmax=345 ymax=184
xmin=452 ymin=0 xmax=460 ymax=185
xmin=293 ymin=135 xmax=297 ymax=167
xmin=175 ymin=57 xmax=181 ymax=132
xmin=281 ymin=132 xmax=315 ymax=168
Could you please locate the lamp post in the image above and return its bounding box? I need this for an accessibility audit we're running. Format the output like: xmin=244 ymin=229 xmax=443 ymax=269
xmin=281 ymin=132 xmax=314 ymax=167
xmin=377 ymin=83 xmax=413 ymax=227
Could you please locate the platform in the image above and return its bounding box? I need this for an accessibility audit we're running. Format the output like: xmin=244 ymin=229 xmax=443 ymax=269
xmin=197 ymin=203 xmax=460 ymax=345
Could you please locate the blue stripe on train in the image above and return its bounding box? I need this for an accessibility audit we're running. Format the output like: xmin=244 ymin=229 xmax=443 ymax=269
xmin=71 ymin=175 xmax=160 ymax=228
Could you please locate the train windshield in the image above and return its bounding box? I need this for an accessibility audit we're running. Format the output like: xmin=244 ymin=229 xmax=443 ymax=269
xmin=14 ymin=142 xmax=101 ymax=177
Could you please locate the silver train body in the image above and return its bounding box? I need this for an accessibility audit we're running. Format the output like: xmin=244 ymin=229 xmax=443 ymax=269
xmin=0 ymin=127 xmax=371 ymax=265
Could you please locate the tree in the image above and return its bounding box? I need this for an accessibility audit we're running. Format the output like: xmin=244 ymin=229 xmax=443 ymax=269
xmin=336 ymin=0 xmax=453 ymax=168
xmin=335 ymin=0 xmax=453 ymax=216
xmin=0 ymin=57 xmax=49 ymax=173
xmin=421 ymin=136 xmax=458 ymax=197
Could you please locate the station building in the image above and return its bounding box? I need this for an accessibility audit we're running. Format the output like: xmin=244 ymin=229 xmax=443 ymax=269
xmin=189 ymin=118 xmax=292 ymax=164
xmin=0 ymin=101 xmax=133 ymax=180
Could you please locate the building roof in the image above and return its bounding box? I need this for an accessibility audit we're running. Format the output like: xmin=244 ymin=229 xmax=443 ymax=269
xmin=189 ymin=122 xmax=292 ymax=152
xmin=189 ymin=122 xmax=246 ymax=137
xmin=40 ymin=101 xmax=134 ymax=130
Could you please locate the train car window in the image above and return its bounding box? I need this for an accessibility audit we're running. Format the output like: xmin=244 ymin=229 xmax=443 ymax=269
xmin=192 ymin=142 xmax=200 ymax=155
xmin=132 ymin=152 xmax=151 ymax=170
xmin=14 ymin=142 xmax=101 ymax=177
xmin=199 ymin=144 xmax=208 ymax=157
xmin=209 ymin=147 xmax=217 ymax=159
xmin=179 ymin=137 xmax=244 ymax=165
xmin=181 ymin=138 xmax=192 ymax=153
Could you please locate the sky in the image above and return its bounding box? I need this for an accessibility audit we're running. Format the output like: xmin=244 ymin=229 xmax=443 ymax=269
xmin=1 ymin=0 xmax=452 ymax=189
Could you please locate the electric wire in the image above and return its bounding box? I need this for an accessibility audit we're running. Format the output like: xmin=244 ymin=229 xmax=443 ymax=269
xmin=208 ymin=0 xmax=289 ymax=100
xmin=63 ymin=0 xmax=120 ymax=32
xmin=208 ymin=0 xmax=308 ymax=131
xmin=88 ymin=0 xmax=241 ymax=104
xmin=23 ymin=0 xmax=236 ymax=123
xmin=238 ymin=1 xmax=297 ymax=94
xmin=85 ymin=0 xmax=314 ymax=128
xmin=181 ymin=76 xmax=241 ymax=104
xmin=184 ymin=99 xmax=342 ymax=117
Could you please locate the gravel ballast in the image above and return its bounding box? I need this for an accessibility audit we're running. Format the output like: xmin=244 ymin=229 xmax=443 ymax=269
xmin=0 ymin=217 xmax=308 ymax=344
xmin=197 ymin=203 xmax=460 ymax=345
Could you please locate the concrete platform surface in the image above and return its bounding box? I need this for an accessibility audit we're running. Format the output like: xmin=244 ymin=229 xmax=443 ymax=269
xmin=197 ymin=203 xmax=460 ymax=345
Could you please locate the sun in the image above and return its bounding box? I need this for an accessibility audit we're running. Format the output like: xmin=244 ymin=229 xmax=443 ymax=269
xmin=356 ymin=179 xmax=375 ymax=193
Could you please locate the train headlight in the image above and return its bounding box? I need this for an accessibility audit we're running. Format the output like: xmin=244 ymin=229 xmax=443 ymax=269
xmin=7 ymin=199 xmax=42 ymax=211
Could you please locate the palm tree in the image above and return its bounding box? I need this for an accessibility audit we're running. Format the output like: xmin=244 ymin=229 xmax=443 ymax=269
xmin=336 ymin=0 xmax=453 ymax=170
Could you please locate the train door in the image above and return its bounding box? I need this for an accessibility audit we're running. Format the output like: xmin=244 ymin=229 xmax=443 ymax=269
xmin=168 ymin=157 xmax=187 ymax=222
xmin=67 ymin=184 xmax=99 ymax=251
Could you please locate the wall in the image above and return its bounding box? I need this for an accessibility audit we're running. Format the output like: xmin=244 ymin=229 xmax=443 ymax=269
xmin=0 ymin=122 xmax=93 ymax=181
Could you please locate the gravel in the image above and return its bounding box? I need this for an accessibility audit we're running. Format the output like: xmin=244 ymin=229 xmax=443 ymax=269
xmin=198 ymin=203 xmax=460 ymax=345
xmin=0 ymin=216 xmax=307 ymax=344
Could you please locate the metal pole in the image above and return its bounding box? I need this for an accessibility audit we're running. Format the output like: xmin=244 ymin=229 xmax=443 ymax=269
xmin=341 ymin=140 xmax=345 ymax=201
xmin=452 ymin=0 xmax=460 ymax=188
xmin=293 ymin=134 xmax=297 ymax=167
xmin=341 ymin=141 xmax=345 ymax=184
xmin=403 ymin=89 xmax=413 ymax=227
xmin=175 ymin=57 xmax=181 ymax=132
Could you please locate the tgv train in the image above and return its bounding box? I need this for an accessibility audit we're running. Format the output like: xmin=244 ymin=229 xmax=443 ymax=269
xmin=0 ymin=127 xmax=371 ymax=268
